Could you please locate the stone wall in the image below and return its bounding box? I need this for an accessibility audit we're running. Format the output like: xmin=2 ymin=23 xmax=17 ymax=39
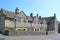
xmin=8 ymin=30 xmax=46 ymax=36
xmin=48 ymin=31 xmax=55 ymax=35
xmin=4 ymin=30 xmax=56 ymax=36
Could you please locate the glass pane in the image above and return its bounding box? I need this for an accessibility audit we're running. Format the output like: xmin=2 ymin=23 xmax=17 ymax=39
xmin=17 ymin=18 xmax=21 ymax=22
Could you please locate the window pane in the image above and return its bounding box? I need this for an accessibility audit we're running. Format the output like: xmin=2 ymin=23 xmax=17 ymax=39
xmin=17 ymin=18 xmax=21 ymax=22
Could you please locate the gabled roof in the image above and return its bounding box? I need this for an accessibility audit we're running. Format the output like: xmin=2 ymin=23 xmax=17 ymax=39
xmin=42 ymin=16 xmax=55 ymax=23
xmin=27 ymin=16 xmax=33 ymax=21
xmin=17 ymin=11 xmax=27 ymax=18
xmin=27 ymin=16 xmax=39 ymax=22
xmin=0 ymin=9 xmax=15 ymax=18
xmin=42 ymin=16 xmax=55 ymax=27
xmin=0 ymin=8 xmax=27 ymax=18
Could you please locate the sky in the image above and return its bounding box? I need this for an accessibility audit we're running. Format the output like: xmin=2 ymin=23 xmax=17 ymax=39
xmin=0 ymin=0 xmax=60 ymax=21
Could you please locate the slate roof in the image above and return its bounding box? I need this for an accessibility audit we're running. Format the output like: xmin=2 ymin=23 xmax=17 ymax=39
xmin=0 ymin=9 xmax=15 ymax=18
xmin=27 ymin=16 xmax=33 ymax=21
xmin=41 ymin=16 xmax=56 ymax=31
xmin=17 ymin=11 xmax=27 ymax=18
xmin=0 ymin=8 xmax=27 ymax=18
xmin=27 ymin=16 xmax=40 ymax=23
xmin=42 ymin=16 xmax=55 ymax=23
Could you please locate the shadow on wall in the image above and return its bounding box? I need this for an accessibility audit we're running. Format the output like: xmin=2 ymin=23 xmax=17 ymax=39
xmin=3 ymin=30 xmax=9 ymax=36
xmin=58 ymin=29 xmax=60 ymax=33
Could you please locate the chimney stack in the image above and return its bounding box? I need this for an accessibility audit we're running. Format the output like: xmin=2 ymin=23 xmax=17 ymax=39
xmin=15 ymin=7 xmax=19 ymax=15
xmin=30 ymin=13 xmax=33 ymax=17
xmin=1 ymin=8 xmax=3 ymax=11
xmin=37 ymin=13 xmax=38 ymax=17
xmin=54 ymin=13 xmax=56 ymax=18
xmin=39 ymin=16 xmax=41 ymax=19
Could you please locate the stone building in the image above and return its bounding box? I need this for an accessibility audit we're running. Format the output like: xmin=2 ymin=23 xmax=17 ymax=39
xmin=0 ymin=8 xmax=58 ymax=34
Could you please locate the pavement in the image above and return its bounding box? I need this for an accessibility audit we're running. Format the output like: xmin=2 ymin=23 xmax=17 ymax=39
xmin=0 ymin=34 xmax=60 ymax=40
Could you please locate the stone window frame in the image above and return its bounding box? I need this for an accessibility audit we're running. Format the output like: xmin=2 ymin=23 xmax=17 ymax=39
xmin=16 ymin=28 xmax=27 ymax=31
xmin=34 ymin=28 xmax=40 ymax=31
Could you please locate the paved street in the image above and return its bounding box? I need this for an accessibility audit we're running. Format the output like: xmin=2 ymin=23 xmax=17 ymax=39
xmin=0 ymin=34 xmax=60 ymax=40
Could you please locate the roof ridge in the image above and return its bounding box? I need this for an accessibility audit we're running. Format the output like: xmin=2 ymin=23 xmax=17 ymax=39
xmin=3 ymin=9 xmax=15 ymax=13
xmin=42 ymin=16 xmax=54 ymax=18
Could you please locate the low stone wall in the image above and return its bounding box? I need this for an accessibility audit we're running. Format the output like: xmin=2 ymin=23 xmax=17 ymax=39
xmin=4 ymin=30 xmax=56 ymax=36
xmin=8 ymin=30 xmax=46 ymax=36
xmin=48 ymin=31 xmax=55 ymax=35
